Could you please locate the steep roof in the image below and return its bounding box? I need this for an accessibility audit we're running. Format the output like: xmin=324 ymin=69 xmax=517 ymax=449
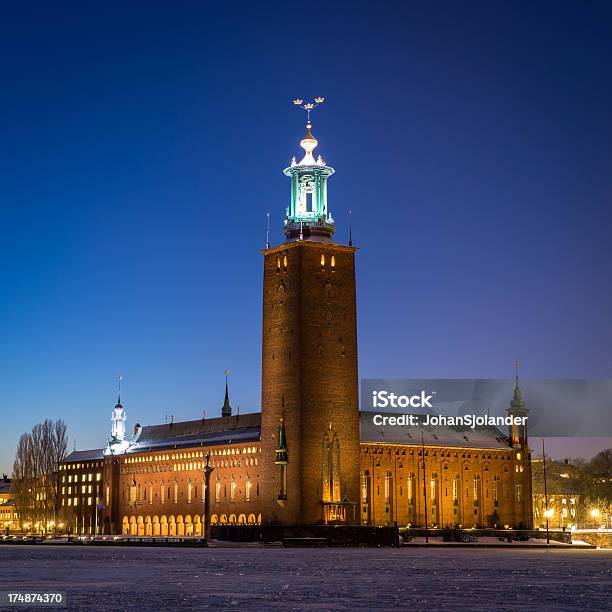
xmin=360 ymin=412 xmax=511 ymax=450
xmin=64 ymin=449 xmax=105 ymax=463
xmin=126 ymin=412 xmax=261 ymax=454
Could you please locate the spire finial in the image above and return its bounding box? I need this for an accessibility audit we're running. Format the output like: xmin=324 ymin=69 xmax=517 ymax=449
xmin=222 ymin=369 xmax=232 ymax=417
xmin=293 ymin=98 xmax=325 ymax=165
xmin=511 ymin=358 xmax=525 ymax=408
xmin=293 ymin=97 xmax=325 ymax=123
xmin=349 ymin=209 xmax=353 ymax=246
xmin=266 ymin=212 xmax=270 ymax=249
xmin=117 ymin=373 xmax=123 ymax=405
xmin=515 ymin=357 xmax=519 ymax=383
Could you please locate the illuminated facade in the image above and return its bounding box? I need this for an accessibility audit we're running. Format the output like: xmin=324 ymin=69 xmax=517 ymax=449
xmin=0 ymin=477 xmax=18 ymax=533
xmin=58 ymin=453 xmax=104 ymax=535
xmin=60 ymin=106 xmax=533 ymax=534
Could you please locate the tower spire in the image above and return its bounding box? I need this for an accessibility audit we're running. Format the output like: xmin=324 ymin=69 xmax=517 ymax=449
xmin=511 ymin=357 xmax=524 ymax=408
xmin=284 ymin=97 xmax=335 ymax=242
xmin=117 ymin=374 xmax=123 ymax=406
xmin=105 ymin=378 xmax=129 ymax=455
xmin=222 ymin=369 xmax=232 ymax=417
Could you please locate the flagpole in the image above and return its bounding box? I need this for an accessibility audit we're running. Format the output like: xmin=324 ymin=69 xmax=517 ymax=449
xmin=422 ymin=432 xmax=429 ymax=544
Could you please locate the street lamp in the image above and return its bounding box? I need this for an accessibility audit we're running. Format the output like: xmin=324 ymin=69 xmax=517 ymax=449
xmin=202 ymin=451 xmax=214 ymax=544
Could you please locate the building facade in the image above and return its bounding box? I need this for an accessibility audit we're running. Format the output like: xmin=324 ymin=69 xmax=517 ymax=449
xmin=0 ymin=476 xmax=18 ymax=533
xmin=60 ymin=109 xmax=533 ymax=534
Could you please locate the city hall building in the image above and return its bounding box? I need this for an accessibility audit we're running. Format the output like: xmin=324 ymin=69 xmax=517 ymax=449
xmin=59 ymin=109 xmax=533 ymax=536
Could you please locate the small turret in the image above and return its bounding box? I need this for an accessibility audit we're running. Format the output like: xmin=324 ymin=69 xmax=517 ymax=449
xmin=284 ymin=98 xmax=335 ymax=242
xmin=506 ymin=359 xmax=529 ymax=449
xmin=275 ymin=418 xmax=288 ymax=465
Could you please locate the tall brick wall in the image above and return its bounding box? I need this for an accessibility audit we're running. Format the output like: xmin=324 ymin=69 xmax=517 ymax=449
xmin=261 ymin=240 xmax=361 ymax=524
xmin=360 ymin=443 xmax=533 ymax=529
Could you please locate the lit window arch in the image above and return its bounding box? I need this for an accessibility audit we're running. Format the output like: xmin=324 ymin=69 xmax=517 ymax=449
xmin=321 ymin=254 xmax=325 ymax=266
xmin=331 ymin=255 xmax=336 ymax=268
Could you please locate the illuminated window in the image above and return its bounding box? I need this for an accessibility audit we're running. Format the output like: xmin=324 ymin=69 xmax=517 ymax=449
xmin=88 ymin=474 xmax=92 ymax=482
xmin=67 ymin=498 xmax=72 ymax=507
xmin=283 ymin=255 xmax=287 ymax=268
xmin=331 ymin=255 xmax=335 ymax=268
xmin=81 ymin=485 xmax=86 ymax=494
xmin=246 ymin=479 xmax=251 ymax=502
xmin=408 ymin=474 xmax=414 ymax=501
xmin=516 ymin=452 xmax=522 ymax=461
xmin=321 ymin=254 xmax=325 ymax=266
xmin=105 ymin=485 xmax=110 ymax=506
xmin=149 ymin=484 xmax=153 ymax=504
xmin=173 ymin=483 xmax=178 ymax=504
xmin=473 ymin=476 xmax=479 ymax=501
xmin=96 ymin=473 xmax=102 ymax=481
xmin=515 ymin=483 xmax=521 ymax=503
xmin=322 ymin=433 xmax=340 ymax=502
xmin=277 ymin=257 xmax=281 ymax=270
xmin=74 ymin=497 xmax=78 ymax=506
xmin=230 ymin=480 xmax=236 ymax=503
xmin=452 ymin=476 xmax=458 ymax=502
xmin=215 ymin=480 xmax=221 ymax=503
xmin=361 ymin=472 xmax=368 ymax=502
xmin=384 ymin=473 xmax=391 ymax=503
xmin=88 ymin=497 xmax=93 ymax=506
xmin=430 ymin=475 xmax=437 ymax=501
xmin=160 ymin=482 xmax=165 ymax=503
xmin=187 ymin=481 xmax=192 ymax=503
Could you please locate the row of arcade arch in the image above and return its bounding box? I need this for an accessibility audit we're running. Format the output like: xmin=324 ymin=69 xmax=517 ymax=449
xmin=121 ymin=513 xmax=262 ymax=536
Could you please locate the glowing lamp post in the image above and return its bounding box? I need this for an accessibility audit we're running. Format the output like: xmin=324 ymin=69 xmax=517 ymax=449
xmin=202 ymin=451 xmax=214 ymax=544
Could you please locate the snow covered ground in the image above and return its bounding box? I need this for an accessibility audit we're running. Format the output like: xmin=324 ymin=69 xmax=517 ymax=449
xmin=0 ymin=545 xmax=610 ymax=610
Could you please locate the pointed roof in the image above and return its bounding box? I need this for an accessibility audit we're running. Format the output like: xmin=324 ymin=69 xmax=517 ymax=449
xmin=509 ymin=359 xmax=527 ymax=410
xmin=222 ymin=374 xmax=232 ymax=417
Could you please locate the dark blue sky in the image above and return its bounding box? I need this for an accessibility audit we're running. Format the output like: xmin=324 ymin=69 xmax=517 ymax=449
xmin=1 ymin=1 xmax=611 ymax=471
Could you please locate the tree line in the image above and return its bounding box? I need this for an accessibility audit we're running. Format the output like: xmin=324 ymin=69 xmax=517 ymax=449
xmin=12 ymin=419 xmax=67 ymax=533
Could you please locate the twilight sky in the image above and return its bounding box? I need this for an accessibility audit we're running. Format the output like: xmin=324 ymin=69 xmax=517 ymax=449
xmin=1 ymin=1 xmax=611 ymax=473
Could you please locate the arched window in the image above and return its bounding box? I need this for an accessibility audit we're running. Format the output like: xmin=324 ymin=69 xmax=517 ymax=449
xmin=283 ymin=255 xmax=288 ymax=269
xmin=430 ymin=474 xmax=438 ymax=501
xmin=321 ymin=254 xmax=325 ymax=266
xmin=331 ymin=255 xmax=336 ymax=268
xmin=322 ymin=431 xmax=340 ymax=502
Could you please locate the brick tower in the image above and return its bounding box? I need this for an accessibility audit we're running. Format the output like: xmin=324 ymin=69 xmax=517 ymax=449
xmin=260 ymin=100 xmax=360 ymax=525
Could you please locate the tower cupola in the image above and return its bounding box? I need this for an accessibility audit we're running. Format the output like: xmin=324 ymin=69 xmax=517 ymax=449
xmin=284 ymin=98 xmax=335 ymax=242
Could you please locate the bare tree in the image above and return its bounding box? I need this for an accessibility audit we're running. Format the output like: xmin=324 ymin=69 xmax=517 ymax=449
xmin=12 ymin=419 xmax=68 ymax=534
